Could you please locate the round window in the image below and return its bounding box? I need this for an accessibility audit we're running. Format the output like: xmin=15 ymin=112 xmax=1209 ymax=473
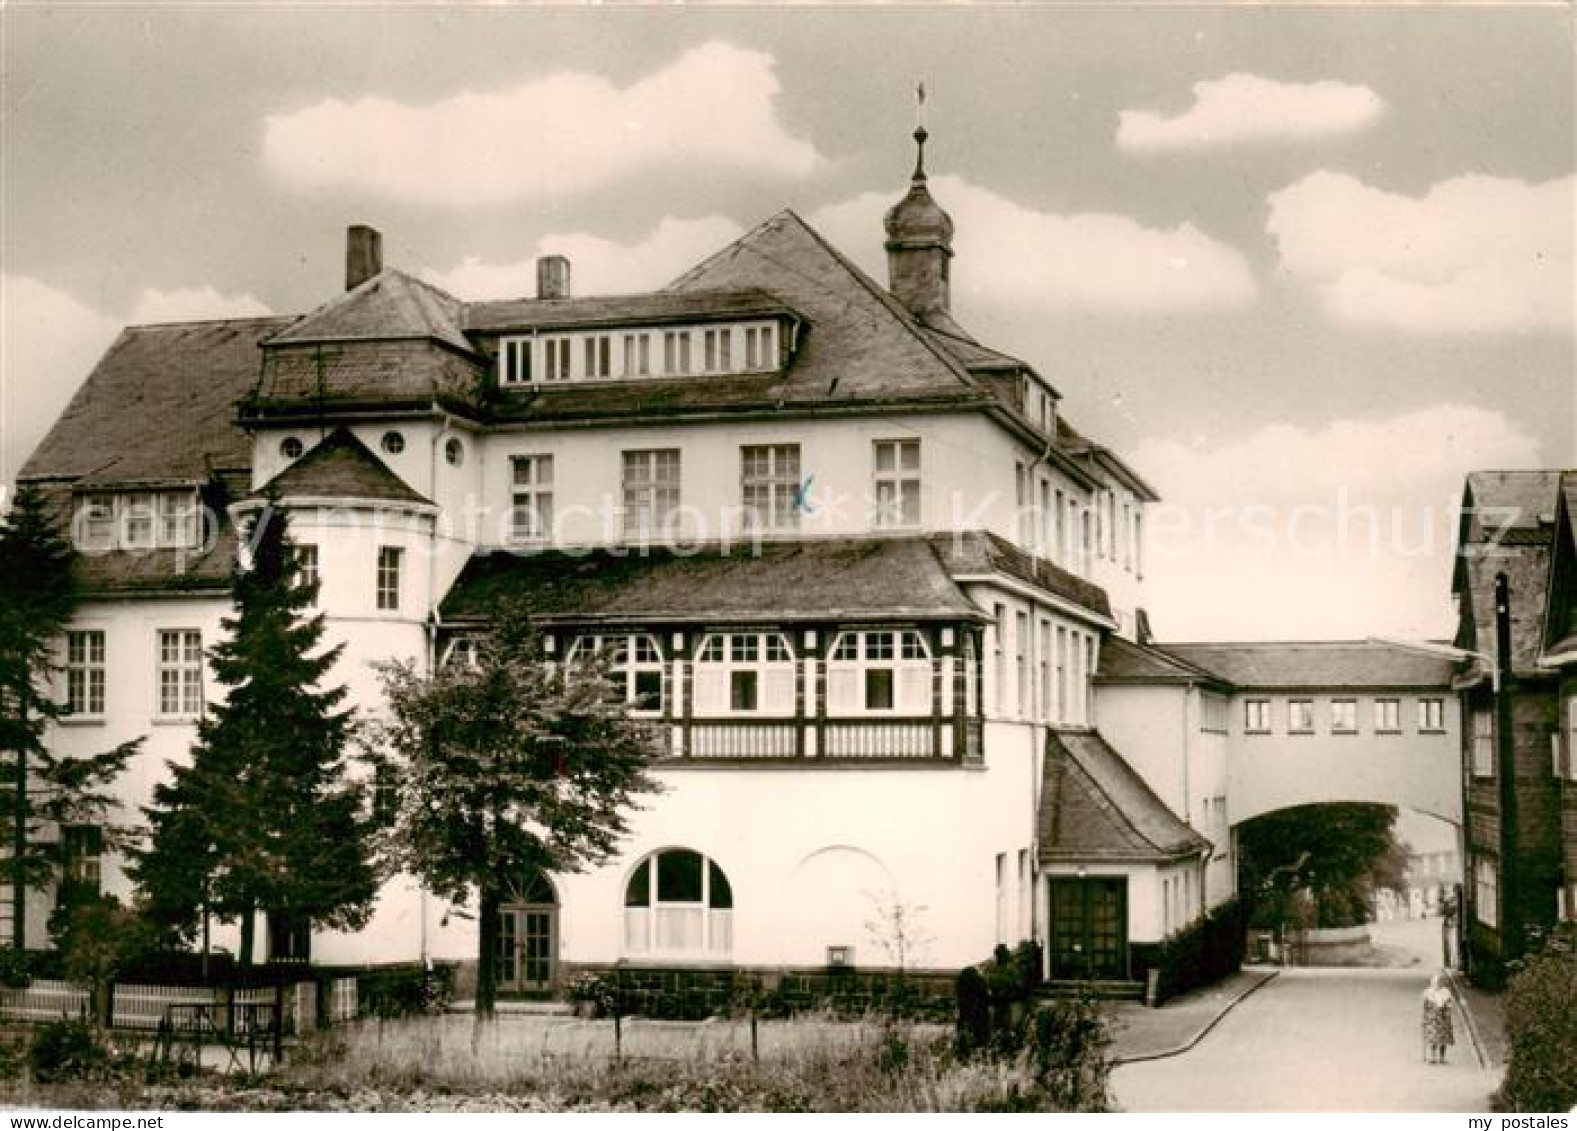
xmin=279 ymin=436 xmax=303 ymax=460
xmin=381 ymin=431 xmax=405 ymax=455
xmin=445 ymin=437 xmax=464 ymax=467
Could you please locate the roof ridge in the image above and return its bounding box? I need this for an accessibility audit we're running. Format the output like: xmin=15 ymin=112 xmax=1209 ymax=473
xmin=121 ymin=314 xmax=293 ymax=331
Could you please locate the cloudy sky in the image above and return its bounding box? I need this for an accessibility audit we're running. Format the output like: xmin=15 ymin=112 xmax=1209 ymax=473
xmin=3 ymin=5 xmax=1571 ymax=640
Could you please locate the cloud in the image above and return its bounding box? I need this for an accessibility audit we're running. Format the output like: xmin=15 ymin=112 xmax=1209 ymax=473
xmin=1117 ymin=74 xmax=1384 ymax=152
xmin=810 ymin=175 xmax=1256 ymax=315
xmin=424 ymin=216 xmax=745 ymax=299
xmin=1267 ymin=171 xmax=1574 ymax=334
xmin=1134 ymin=404 xmax=1543 ymax=641
xmin=263 ymin=42 xmax=821 ymax=208
xmin=2 ymin=275 xmax=269 ymax=486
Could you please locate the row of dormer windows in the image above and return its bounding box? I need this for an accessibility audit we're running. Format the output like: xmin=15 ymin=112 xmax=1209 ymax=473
xmin=497 ymin=322 xmax=779 ymax=386
xmin=73 ymin=490 xmax=204 ymax=553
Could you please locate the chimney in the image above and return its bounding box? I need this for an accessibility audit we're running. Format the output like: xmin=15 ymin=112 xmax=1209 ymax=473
xmin=537 ymin=255 xmax=571 ymax=300
xmin=345 ymin=225 xmax=383 ymax=291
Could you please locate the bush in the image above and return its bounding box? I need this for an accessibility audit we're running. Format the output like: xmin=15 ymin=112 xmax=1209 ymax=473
xmin=0 ymin=949 xmax=34 ymax=990
xmin=28 ymin=1019 xmax=110 ymax=1084
xmin=1496 ymin=922 xmax=1577 ymax=1113
xmin=358 ymin=962 xmax=456 ymax=1018
xmin=1133 ymin=898 xmax=1245 ymax=1005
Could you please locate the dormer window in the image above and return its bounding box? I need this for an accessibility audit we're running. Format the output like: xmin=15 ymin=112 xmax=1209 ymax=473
xmin=73 ymin=489 xmax=202 ymax=553
xmin=497 ymin=319 xmax=785 ymax=388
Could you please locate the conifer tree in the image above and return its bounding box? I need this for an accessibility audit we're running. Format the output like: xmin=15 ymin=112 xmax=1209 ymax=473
xmin=134 ymin=503 xmax=377 ymax=965
xmin=0 ymin=485 xmax=138 ymax=949
xmin=376 ymin=605 xmax=662 ymax=1015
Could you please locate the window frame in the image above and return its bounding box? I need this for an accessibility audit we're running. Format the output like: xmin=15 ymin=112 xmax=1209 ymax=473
xmin=1244 ymin=698 xmax=1272 ymax=734
xmin=376 ymin=546 xmax=404 ymax=612
xmin=155 ymin=628 xmax=204 ymax=720
xmin=827 ymin=628 xmax=932 ymax=716
xmin=1288 ymin=699 xmax=1315 ymax=735
xmin=871 ymin=439 xmax=921 ymax=530
xmin=569 ymin=633 xmax=666 ymax=717
xmin=510 ymin=454 xmax=555 ymax=543
xmin=64 ymin=630 xmax=106 ymax=719
xmin=1419 ymin=697 xmax=1447 ymax=734
xmin=1330 ymin=698 xmax=1359 ymax=735
xmin=1374 ymin=697 xmax=1401 ymax=734
xmin=622 ymin=849 xmax=733 ymax=960
xmin=621 ymin=449 xmax=681 ymax=540
xmin=740 ymin=443 xmax=802 ymax=533
xmin=693 ymin=631 xmax=795 ymax=718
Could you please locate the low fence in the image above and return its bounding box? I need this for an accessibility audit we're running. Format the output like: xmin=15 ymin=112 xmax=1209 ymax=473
xmin=0 ymin=975 xmax=359 ymax=1035
xmin=0 ymin=979 xmax=90 ymax=1023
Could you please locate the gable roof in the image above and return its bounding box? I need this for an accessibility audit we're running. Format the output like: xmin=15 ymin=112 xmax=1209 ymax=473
xmin=440 ymin=536 xmax=987 ymax=625
xmin=254 ymin=429 xmax=431 ymax=506
xmin=1039 ymin=730 xmax=1210 ymax=864
xmin=1453 ymin=470 xmax=1567 ymax=675
xmin=1159 ymin=640 xmax=1456 ymax=689
xmin=266 ymin=270 xmax=473 ymax=353
xmin=1540 ymin=472 xmax=1577 ymax=665
xmin=20 ymin=317 xmax=292 ymax=484
xmin=1096 ymin=635 xmax=1230 ymax=688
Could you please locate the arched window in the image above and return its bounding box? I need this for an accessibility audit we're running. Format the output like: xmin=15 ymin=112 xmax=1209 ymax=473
xmin=623 ymin=849 xmax=733 ymax=958
xmin=568 ymin=633 xmax=664 ymax=715
xmin=694 ymin=631 xmax=794 ymax=717
xmin=828 ymin=629 xmax=932 ymax=714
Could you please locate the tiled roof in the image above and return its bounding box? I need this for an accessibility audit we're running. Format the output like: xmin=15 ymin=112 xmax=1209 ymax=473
xmin=255 ymin=429 xmax=431 ymax=506
xmin=464 ymin=288 xmax=793 ymax=333
xmin=19 ymin=318 xmax=292 ymax=483
xmin=1039 ymin=730 xmax=1210 ymax=864
xmin=249 ymin=339 xmax=484 ymax=413
xmin=1096 ymin=635 xmax=1229 ymax=688
xmin=267 ymin=271 xmax=473 ymax=353
xmin=34 ymin=479 xmax=242 ymax=597
xmin=919 ymin=327 xmax=1026 ymax=372
xmin=665 ymin=211 xmax=989 ymax=407
xmin=1462 ymin=470 xmax=1563 ymax=536
xmin=440 ymin=536 xmax=987 ymax=625
xmin=933 ymin=530 xmax=1112 ymax=621
xmin=1159 ymin=641 xmax=1456 ymax=689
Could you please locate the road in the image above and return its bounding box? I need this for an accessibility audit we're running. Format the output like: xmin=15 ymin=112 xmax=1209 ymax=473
xmin=1111 ymin=966 xmax=1497 ymax=1112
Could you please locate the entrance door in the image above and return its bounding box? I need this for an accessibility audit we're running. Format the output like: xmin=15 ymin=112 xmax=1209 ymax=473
xmin=1048 ymin=877 xmax=1128 ymax=980
xmin=497 ymin=871 xmax=558 ymax=994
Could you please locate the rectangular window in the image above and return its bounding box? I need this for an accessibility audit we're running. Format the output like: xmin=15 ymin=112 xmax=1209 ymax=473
xmin=1567 ymin=695 xmax=1577 ymax=781
xmin=622 ymin=449 xmax=681 ymax=538
xmin=741 ymin=444 xmax=801 ymax=532
xmin=1038 ymin=619 xmax=1052 ymax=723
xmin=994 ymin=853 xmax=1007 ymax=945
xmin=1040 ymin=480 xmax=1053 ymax=557
xmin=292 ymin=544 xmax=319 ymax=595
xmin=662 ymin=331 xmax=692 ymax=374
xmin=1331 ymin=699 xmax=1358 ymax=734
xmin=156 ymin=629 xmax=203 ymax=718
xmin=1419 ymin=697 xmax=1446 ymax=733
xmin=992 ymin=604 xmax=1007 ymax=715
xmin=744 ymin=325 xmax=775 ymax=369
xmin=376 ymin=546 xmax=403 ymax=611
xmin=1245 ymin=699 xmax=1271 ymax=733
xmin=59 ymin=824 xmax=104 ymax=899
xmin=500 ymin=337 xmax=533 ymax=384
xmin=510 ymin=454 xmax=554 ymax=541
xmin=730 ymin=670 xmax=758 ymax=712
xmin=542 ymin=337 xmax=571 ymax=381
xmin=1201 ymin=693 xmax=1228 ymax=734
xmin=584 ymin=335 xmax=611 ymax=379
xmin=1289 ymin=699 xmax=1315 ymax=734
xmin=1474 ymin=857 xmax=1498 ymax=928
xmin=872 ymin=439 xmax=921 ymax=529
xmin=156 ymin=492 xmax=199 ymax=548
xmin=1375 ymin=698 xmax=1401 ymax=733
xmin=1054 ymin=488 xmax=1066 ymax=564
xmin=1055 ymin=626 xmax=1069 ymax=724
xmin=122 ymin=492 xmax=156 ymax=550
xmin=1016 ymin=849 xmax=1031 ymax=942
xmin=1471 ymin=708 xmax=1494 ymax=778
xmin=77 ymin=495 xmax=116 ymax=553
xmin=65 ymin=630 xmax=106 ymax=717
xmin=1015 ymin=611 xmax=1030 ymax=719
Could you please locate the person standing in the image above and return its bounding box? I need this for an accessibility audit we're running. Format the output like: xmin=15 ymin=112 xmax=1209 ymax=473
xmin=1421 ymin=972 xmax=1456 ymax=1064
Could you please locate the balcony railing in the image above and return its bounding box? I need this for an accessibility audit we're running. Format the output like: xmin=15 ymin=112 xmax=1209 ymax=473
xmin=677 ymin=717 xmax=967 ymax=761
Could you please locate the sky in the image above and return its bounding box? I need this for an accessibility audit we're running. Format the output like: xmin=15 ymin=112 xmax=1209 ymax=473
xmin=2 ymin=4 xmax=1572 ymax=642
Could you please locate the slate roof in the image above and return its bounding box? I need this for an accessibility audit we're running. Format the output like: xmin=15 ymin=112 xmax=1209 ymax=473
xmin=440 ymin=536 xmax=988 ymax=625
xmin=1096 ymin=635 xmax=1230 ymax=688
xmin=1453 ymin=470 xmax=1567 ymax=676
xmin=465 ymin=288 xmax=793 ymax=333
xmin=933 ymin=530 xmax=1112 ymax=621
xmin=254 ymin=429 xmax=431 ymax=506
xmin=267 ymin=270 xmax=473 ymax=353
xmin=1039 ymin=730 xmax=1210 ymax=864
xmin=1159 ymin=641 xmax=1456 ymax=689
xmin=20 ymin=318 xmax=292 ymax=483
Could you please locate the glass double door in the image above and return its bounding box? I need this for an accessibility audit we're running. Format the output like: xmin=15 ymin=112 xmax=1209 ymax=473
xmin=1048 ymin=877 xmax=1128 ymax=980
xmin=498 ymin=905 xmax=557 ymax=993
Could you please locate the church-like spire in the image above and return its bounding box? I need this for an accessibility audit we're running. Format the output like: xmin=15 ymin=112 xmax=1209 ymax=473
xmin=884 ymin=82 xmax=954 ymax=323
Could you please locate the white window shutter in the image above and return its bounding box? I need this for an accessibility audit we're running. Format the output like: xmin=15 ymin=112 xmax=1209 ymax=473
xmin=828 ymin=666 xmax=860 ymax=714
xmin=694 ymin=668 xmax=728 ymax=716
xmin=900 ymin=664 xmax=932 ymax=714
xmin=762 ymin=666 xmax=796 ymax=715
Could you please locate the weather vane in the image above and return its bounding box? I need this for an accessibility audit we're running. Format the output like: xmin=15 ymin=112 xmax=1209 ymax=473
xmin=912 ymin=79 xmax=929 ymax=180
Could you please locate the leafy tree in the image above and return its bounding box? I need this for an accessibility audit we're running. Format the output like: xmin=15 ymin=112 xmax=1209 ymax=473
xmin=133 ymin=503 xmax=377 ymax=965
xmin=375 ymin=604 xmax=662 ymax=1016
xmin=0 ymin=485 xmax=139 ymax=949
xmin=1238 ymin=803 xmax=1402 ymax=929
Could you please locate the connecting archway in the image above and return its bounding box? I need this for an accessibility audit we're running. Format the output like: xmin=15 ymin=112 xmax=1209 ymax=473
xmin=1228 ymin=736 xmax=1461 ymax=829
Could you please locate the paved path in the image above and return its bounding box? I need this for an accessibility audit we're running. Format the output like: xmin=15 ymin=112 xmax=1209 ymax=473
xmin=1111 ymin=967 xmax=1497 ymax=1112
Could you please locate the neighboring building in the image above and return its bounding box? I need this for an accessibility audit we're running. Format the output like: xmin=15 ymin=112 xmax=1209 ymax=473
xmin=15 ymin=132 xmax=1198 ymax=989
xmin=1451 ymin=470 xmax=1577 ymax=984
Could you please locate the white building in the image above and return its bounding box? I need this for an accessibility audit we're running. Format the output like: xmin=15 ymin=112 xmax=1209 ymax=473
xmin=17 ymin=131 xmax=1224 ymax=992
